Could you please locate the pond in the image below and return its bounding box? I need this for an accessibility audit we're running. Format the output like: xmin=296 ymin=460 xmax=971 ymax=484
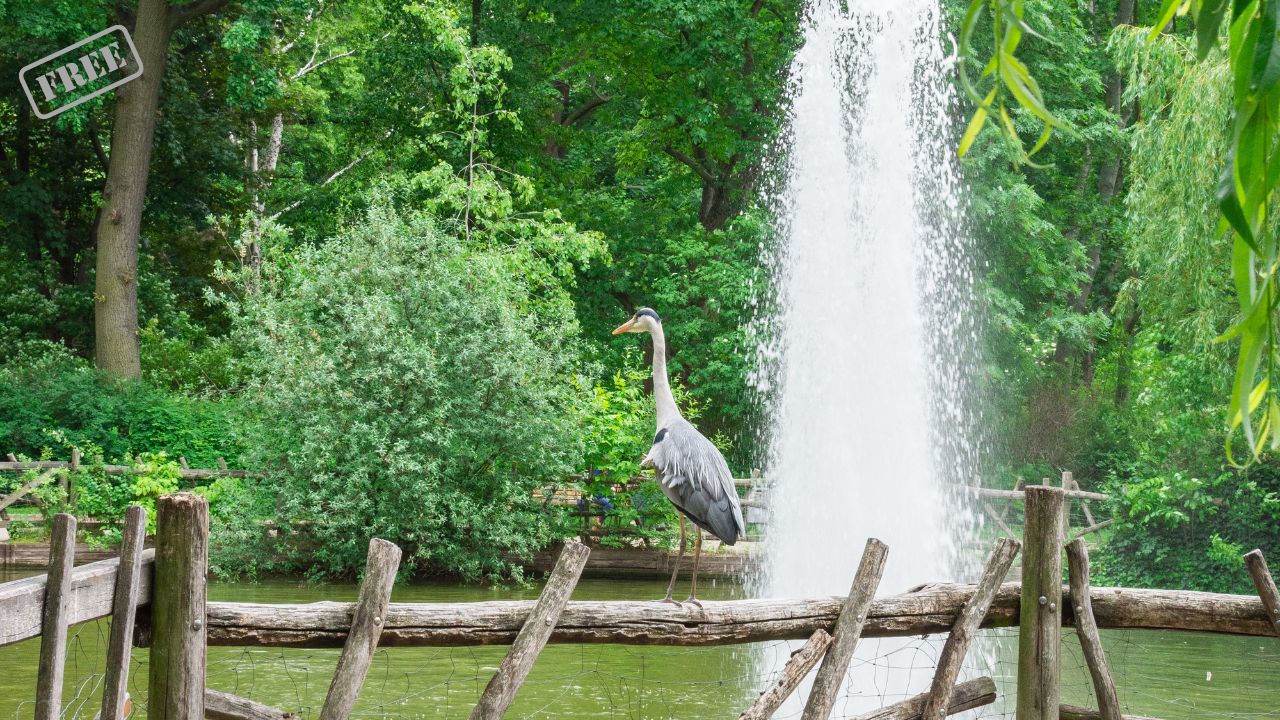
xmin=0 ymin=571 xmax=1277 ymax=719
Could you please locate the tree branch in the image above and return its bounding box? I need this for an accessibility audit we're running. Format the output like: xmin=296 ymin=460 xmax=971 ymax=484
xmin=663 ymin=145 xmax=717 ymax=184
xmin=169 ymin=0 xmax=231 ymax=29
xmin=562 ymin=95 xmax=611 ymax=126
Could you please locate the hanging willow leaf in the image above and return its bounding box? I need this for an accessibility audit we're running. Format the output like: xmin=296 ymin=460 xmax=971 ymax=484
xmin=1249 ymin=0 xmax=1280 ymax=93
xmin=1197 ymin=0 xmax=1232 ymax=59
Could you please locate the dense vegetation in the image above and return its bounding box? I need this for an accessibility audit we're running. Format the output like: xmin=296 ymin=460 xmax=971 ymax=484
xmin=0 ymin=0 xmax=1276 ymax=589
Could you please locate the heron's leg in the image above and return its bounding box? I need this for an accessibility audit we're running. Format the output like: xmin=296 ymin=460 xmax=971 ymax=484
xmin=685 ymin=531 xmax=704 ymax=608
xmin=661 ymin=515 xmax=686 ymax=604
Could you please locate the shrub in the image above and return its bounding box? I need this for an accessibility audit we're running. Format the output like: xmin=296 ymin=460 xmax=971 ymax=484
xmin=222 ymin=199 xmax=587 ymax=581
xmin=0 ymin=343 xmax=240 ymax=466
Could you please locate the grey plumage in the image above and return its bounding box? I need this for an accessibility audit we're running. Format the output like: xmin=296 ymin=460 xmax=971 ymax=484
xmin=645 ymin=418 xmax=746 ymax=545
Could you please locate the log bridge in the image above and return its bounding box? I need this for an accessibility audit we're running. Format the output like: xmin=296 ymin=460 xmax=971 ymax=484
xmin=1 ymin=487 xmax=1278 ymax=719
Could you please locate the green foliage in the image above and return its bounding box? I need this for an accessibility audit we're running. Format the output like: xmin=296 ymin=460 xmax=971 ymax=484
xmin=221 ymin=196 xmax=587 ymax=580
xmin=1095 ymin=469 xmax=1280 ymax=593
xmin=0 ymin=345 xmax=240 ymax=466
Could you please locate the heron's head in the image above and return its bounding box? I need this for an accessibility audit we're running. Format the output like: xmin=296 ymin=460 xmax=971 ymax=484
xmin=611 ymin=308 xmax=661 ymax=336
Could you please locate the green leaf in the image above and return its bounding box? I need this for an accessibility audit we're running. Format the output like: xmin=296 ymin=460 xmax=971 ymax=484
xmin=1218 ymin=162 xmax=1260 ymax=252
xmin=1197 ymin=0 xmax=1231 ymax=59
xmin=958 ymin=89 xmax=996 ymax=157
xmin=1148 ymin=0 xmax=1184 ymax=42
xmin=1250 ymin=0 xmax=1280 ymax=94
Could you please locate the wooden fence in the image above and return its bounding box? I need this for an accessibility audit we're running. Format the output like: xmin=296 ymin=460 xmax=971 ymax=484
xmin=1 ymin=486 xmax=1278 ymax=719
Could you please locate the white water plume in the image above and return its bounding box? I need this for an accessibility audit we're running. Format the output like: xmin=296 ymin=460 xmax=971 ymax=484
xmin=750 ymin=0 xmax=985 ymax=713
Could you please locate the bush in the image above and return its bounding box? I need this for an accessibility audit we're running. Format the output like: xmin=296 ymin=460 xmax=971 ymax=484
xmin=222 ymin=199 xmax=587 ymax=581
xmin=0 ymin=343 xmax=240 ymax=466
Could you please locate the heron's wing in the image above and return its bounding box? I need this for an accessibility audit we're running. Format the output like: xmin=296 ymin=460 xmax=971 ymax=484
xmin=646 ymin=419 xmax=746 ymax=544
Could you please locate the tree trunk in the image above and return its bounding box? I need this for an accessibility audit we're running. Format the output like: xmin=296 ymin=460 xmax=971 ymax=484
xmin=94 ymin=0 xmax=175 ymax=378
xmin=94 ymin=0 xmax=229 ymax=377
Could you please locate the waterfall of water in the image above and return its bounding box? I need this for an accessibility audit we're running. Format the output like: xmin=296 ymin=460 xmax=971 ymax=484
xmin=750 ymin=0 xmax=984 ymax=712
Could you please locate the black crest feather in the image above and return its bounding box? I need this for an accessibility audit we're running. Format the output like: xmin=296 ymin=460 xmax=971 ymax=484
xmin=635 ymin=308 xmax=661 ymax=323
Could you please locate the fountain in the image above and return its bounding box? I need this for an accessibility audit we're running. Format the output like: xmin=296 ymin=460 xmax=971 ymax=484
xmin=751 ymin=0 xmax=985 ymax=713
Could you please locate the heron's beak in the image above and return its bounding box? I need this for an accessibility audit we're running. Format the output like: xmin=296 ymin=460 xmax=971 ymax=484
xmin=611 ymin=319 xmax=636 ymax=335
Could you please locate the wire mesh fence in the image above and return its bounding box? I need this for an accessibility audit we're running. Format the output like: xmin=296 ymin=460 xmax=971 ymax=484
xmin=2 ymin=613 xmax=1278 ymax=719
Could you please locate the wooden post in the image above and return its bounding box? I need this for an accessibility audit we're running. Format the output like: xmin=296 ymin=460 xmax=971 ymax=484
xmin=1058 ymin=705 xmax=1161 ymax=720
xmin=470 ymin=541 xmax=591 ymax=719
xmin=1017 ymin=485 xmax=1065 ymax=720
xmin=1066 ymin=539 xmax=1121 ymax=720
xmin=739 ymin=629 xmax=832 ymax=720
xmin=149 ymin=493 xmax=209 ymax=720
xmin=1060 ymin=472 xmax=1073 ymax=533
xmin=849 ymin=677 xmax=998 ymax=720
xmin=1243 ymin=549 xmax=1280 ymax=636
xmin=802 ymin=538 xmax=889 ymax=720
xmin=34 ymin=513 xmax=76 ymax=720
xmin=206 ymin=688 xmax=299 ymax=720
xmin=100 ymin=505 xmax=147 ymax=720
xmin=921 ymin=537 xmax=1020 ymax=720
xmin=319 ymin=538 xmax=403 ymax=720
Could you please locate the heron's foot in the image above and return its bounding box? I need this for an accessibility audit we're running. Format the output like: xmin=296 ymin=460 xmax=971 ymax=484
xmin=659 ymin=595 xmax=683 ymax=607
xmin=682 ymin=595 xmax=703 ymax=609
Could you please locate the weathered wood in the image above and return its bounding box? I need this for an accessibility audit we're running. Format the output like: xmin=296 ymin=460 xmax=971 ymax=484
xmin=980 ymin=488 xmax=1108 ymax=502
xmin=206 ymin=688 xmax=299 ymax=720
xmin=1018 ymin=485 xmax=1065 ymax=720
xmin=100 ymin=505 xmax=147 ymax=720
xmin=149 ymin=493 xmax=209 ymax=720
xmin=0 ymin=468 xmax=60 ymax=513
xmin=849 ymin=677 xmax=997 ymax=720
xmin=981 ymin=501 xmax=1016 ymax=538
xmin=201 ymin=580 xmax=1280 ymax=648
xmin=0 ymin=549 xmax=156 ymax=646
xmin=0 ymin=541 xmax=126 ymax=570
xmin=0 ymin=460 xmax=244 ymax=479
xmin=1067 ymin=539 xmax=1121 ymax=720
xmin=34 ymin=513 xmax=77 ymax=720
xmin=1058 ymin=704 xmax=1161 ymax=720
xmin=921 ymin=538 xmax=1020 ymax=720
xmin=470 ymin=540 xmax=590 ymax=719
xmin=1243 ymin=549 xmax=1280 ymax=636
xmin=740 ymin=629 xmax=832 ymax=720
xmin=319 ymin=538 xmax=403 ymax=720
xmin=1071 ymin=519 xmax=1115 ymax=542
xmin=803 ymin=538 xmax=889 ymax=720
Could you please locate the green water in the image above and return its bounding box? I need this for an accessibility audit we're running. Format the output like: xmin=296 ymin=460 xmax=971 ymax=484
xmin=0 ymin=571 xmax=1277 ymax=719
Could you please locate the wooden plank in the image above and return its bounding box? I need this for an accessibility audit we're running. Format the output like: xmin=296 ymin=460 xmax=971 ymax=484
xmin=0 ymin=549 xmax=156 ymax=646
xmin=921 ymin=537 xmax=1020 ymax=720
xmin=319 ymin=538 xmax=403 ymax=720
xmin=803 ymin=538 xmax=889 ymax=720
xmin=206 ymin=688 xmax=299 ymax=720
xmin=202 ymin=580 xmax=1280 ymax=648
xmin=1018 ymin=486 xmax=1065 ymax=720
xmin=100 ymin=506 xmax=146 ymax=720
xmin=850 ymin=677 xmax=997 ymax=720
xmin=470 ymin=540 xmax=590 ymax=719
xmin=1067 ymin=539 xmax=1121 ymax=720
xmin=149 ymin=493 xmax=209 ymax=720
xmin=982 ymin=501 xmax=1016 ymax=538
xmin=0 ymin=468 xmax=60 ymax=513
xmin=34 ymin=513 xmax=77 ymax=720
xmin=1059 ymin=705 xmax=1161 ymax=720
xmin=1243 ymin=549 xmax=1280 ymax=636
xmin=739 ymin=629 xmax=831 ymax=720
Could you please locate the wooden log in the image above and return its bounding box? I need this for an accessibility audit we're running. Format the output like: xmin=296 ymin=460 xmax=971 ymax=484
xmin=921 ymin=537 xmax=1020 ymax=720
xmin=149 ymin=493 xmax=209 ymax=720
xmin=1243 ymin=549 xmax=1280 ymax=636
xmin=849 ymin=676 xmax=997 ymax=720
xmin=206 ymin=688 xmax=299 ymax=720
xmin=803 ymin=538 xmax=889 ymax=720
xmin=739 ymin=629 xmax=832 ymax=720
xmin=0 ymin=461 xmax=246 ymax=479
xmin=1071 ymin=519 xmax=1115 ymax=542
xmin=34 ymin=513 xmax=77 ymax=720
xmin=470 ymin=541 xmax=591 ymax=719
xmin=1018 ymin=485 xmax=1065 ymax=720
xmin=1058 ymin=704 xmax=1161 ymax=720
xmin=981 ymin=501 xmax=1016 ymax=539
xmin=0 ymin=549 xmax=156 ymax=646
xmin=319 ymin=538 xmax=403 ymax=720
xmin=1067 ymin=539 xmax=1121 ymax=720
xmin=100 ymin=505 xmax=147 ymax=720
xmin=0 ymin=468 xmax=60 ymax=513
xmin=979 ymin=488 xmax=1108 ymax=502
xmin=200 ymin=579 xmax=1280 ymax=648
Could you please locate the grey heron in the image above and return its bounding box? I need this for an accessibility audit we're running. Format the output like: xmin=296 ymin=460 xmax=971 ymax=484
xmin=612 ymin=308 xmax=745 ymax=605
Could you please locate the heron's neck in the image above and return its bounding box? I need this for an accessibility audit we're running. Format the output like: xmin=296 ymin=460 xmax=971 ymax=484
xmin=650 ymin=325 xmax=680 ymax=427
